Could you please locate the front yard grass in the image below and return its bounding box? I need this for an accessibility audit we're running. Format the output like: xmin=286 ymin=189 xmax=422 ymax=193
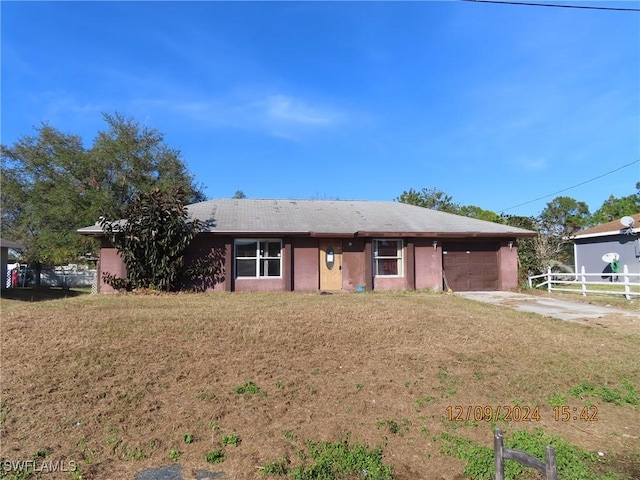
xmin=1 ymin=291 xmax=638 ymax=479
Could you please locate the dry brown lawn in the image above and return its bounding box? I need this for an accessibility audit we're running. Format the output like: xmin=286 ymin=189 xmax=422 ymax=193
xmin=1 ymin=291 xmax=638 ymax=480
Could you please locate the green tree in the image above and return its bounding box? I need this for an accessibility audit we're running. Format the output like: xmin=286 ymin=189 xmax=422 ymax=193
xmin=501 ymin=214 xmax=541 ymax=282
xmin=396 ymin=187 xmax=460 ymax=213
xmin=1 ymin=126 xmax=97 ymax=272
xmin=232 ymin=190 xmax=247 ymax=199
xmin=99 ymin=188 xmax=203 ymax=291
xmin=458 ymin=205 xmax=503 ymax=223
xmin=90 ymin=112 xmax=205 ymax=219
xmin=1 ymin=113 xmax=205 ymax=271
xmin=538 ymin=196 xmax=590 ymax=269
xmin=539 ymin=196 xmax=591 ymax=239
xmin=590 ymin=182 xmax=640 ymax=224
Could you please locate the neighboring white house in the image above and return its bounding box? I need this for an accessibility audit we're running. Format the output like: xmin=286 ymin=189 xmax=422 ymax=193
xmin=573 ymin=213 xmax=640 ymax=281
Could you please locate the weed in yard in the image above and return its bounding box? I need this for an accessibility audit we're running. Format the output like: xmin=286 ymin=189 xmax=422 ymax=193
xmin=473 ymin=370 xmax=485 ymax=381
xmin=221 ymin=434 xmax=240 ymax=447
xmin=196 ymin=391 xmax=217 ymax=401
xmin=169 ymin=450 xmax=181 ymax=462
xmin=205 ymin=449 xmax=225 ymax=464
xmin=261 ymin=438 xmax=393 ymax=479
xmin=76 ymin=437 xmax=99 ymax=465
xmin=284 ymin=430 xmax=297 ymax=442
xmin=0 ymin=454 xmax=37 ymax=479
xmin=356 ymin=383 xmax=364 ymax=391
xmin=275 ymin=380 xmax=284 ymax=388
xmin=441 ymin=415 xmax=478 ymax=430
xmin=261 ymin=457 xmax=289 ymax=475
xmin=376 ymin=418 xmax=410 ymax=436
xmin=123 ymin=444 xmax=146 ymax=461
xmin=548 ymin=392 xmax=568 ymax=407
xmin=569 ymin=379 xmax=638 ymax=406
xmin=441 ymin=428 xmax=622 ymax=480
xmin=233 ymin=381 xmax=265 ymax=397
xmin=438 ymin=365 xmax=457 ymax=398
xmin=183 ymin=433 xmax=194 ymax=444
xmin=69 ymin=465 xmax=83 ymax=480
xmin=414 ymin=394 xmax=437 ymax=411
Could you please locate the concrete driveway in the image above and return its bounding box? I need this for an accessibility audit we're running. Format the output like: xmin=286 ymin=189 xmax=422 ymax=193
xmin=457 ymin=291 xmax=638 ymax=332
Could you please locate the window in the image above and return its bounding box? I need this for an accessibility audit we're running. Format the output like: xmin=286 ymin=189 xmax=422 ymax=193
xmin=373 ymin=239 xmax=403 ymax=276
xmin=235 ymin=240 xmax=282 ymax=278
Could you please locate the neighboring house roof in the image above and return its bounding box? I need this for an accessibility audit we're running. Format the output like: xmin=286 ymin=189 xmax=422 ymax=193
xmin=0 ymin=238 xmax=25 ymax=250
xmin=573 ymin=213 xmax=640 ymax=240
xmin=78 ymin=199 xmax=535 ymax=238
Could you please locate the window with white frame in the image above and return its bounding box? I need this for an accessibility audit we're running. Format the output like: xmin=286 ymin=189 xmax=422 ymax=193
xmin=235 ymin=239 xmax=282 ymax=278
xmin=373 ymin=239 xmax=404 ymax=276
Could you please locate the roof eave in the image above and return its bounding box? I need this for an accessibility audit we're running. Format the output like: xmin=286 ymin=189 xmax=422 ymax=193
xmin=356 ymin=231 xmax=536 ymax=238
xmin=574 ymin=228 xmax=640 ymax=240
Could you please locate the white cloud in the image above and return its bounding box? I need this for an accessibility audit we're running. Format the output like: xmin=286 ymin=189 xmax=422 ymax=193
xmin=508 ymin=156 xmax=548 ymax=171
xmin=264 ymin=95 xmax=332 ymax=126
xmin=139 ymin=90 xmax=346 ymax=141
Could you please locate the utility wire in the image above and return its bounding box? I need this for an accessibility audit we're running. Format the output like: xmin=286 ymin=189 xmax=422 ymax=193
xmin=499 ymin=158 xmax=640 ymax=214
xmin=461 ymin=0 xmax=640 ymax=11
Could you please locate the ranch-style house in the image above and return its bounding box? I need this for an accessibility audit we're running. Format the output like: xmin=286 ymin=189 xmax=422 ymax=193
xmin=78 ymin=199 xmax=536 ymax=293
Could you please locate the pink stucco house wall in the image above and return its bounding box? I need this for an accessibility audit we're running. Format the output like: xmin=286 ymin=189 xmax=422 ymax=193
xmin=79 ymin=199 xmax=534 ymax=293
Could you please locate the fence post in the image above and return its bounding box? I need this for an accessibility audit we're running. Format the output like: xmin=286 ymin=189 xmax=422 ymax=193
xmin=495 ymin=428 xmax=505 ymax=480
xmin=545 ymin=445 xmax=558 ymax=480
xmin=623 ymin=265 xmax=631 ymax=300
xmin=581 ymin=266 xmax=587 ymax=296
xmin=547 ymin=267 xmax=552 ymax=293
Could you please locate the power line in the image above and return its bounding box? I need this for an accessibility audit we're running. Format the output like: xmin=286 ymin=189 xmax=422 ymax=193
xmin=461 ymin=0 xmax=640 ymax=11
xmin=499 ymin=158 xmax=640 ymax=214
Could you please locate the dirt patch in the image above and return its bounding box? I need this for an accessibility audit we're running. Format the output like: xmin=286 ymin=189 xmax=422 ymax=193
xmin=1 ymin=292 xmax=638 ymax=479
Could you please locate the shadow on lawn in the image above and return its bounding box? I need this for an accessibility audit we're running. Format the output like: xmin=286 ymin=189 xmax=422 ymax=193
xmin=0 ymin=287 xmax=90 ymax=302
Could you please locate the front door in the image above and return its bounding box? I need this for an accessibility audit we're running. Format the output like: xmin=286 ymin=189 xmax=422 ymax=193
xmin=319 ymin=240 xmax=342 ymax=291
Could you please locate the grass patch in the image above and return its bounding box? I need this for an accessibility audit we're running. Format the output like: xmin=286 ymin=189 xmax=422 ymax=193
xmin=222 ymin=434 xmax=240 ymax=447
xmin=233 ymin=381 xmax=265 ymax=397
xmin=414 ymin=394 xmax=437 ymax=411
xmin=1 ymin=291 xmax=637 ymax=479
xmin=437 ymin=365 xmax=457 ymax=398
xmin=441 ymin=428 xmax=620 ymax=480
xmin=376 ymin=418 xmax=411 ymax=436
xmin=205 ymin=449 xmax=225 ymax=464
xmin=548 ymin=392 xmax=568 ymax=407
xmin=569 ymin=379 xmax=638 ymax=406
xmin=261 ymin=438 xmax=393 ymax=479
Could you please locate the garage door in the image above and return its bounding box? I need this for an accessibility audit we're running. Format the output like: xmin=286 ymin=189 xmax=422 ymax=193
xmin=442 ymin=242 xmax=499 ymax=291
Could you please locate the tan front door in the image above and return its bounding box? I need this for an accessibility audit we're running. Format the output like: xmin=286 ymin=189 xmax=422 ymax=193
xmin=319 ymin=240 xmax=342 ymax=291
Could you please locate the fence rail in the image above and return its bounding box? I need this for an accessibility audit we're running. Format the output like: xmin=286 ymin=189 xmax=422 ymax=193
xmin=528 ymin=265 xmax=640 ymax=299
xmin=494 ymin=428 xmax=557 ymax=480
xmin=6 ymin=267 xmax=97 ymax=289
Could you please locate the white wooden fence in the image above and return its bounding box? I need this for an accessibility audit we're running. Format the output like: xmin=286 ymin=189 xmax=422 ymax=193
xmin=528 ymin=265 xmax=640 ymax=299
xmin=5 ymin=265 xmax=97 ymax=290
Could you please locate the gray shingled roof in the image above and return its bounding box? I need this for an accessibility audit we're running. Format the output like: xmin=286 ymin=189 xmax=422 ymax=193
xmin=78 ymin=199 xmax=535 ymax=238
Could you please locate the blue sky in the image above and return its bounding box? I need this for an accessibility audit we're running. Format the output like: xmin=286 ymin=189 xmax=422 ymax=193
xmin=2 ymin=1 xmax=639 ymax=218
